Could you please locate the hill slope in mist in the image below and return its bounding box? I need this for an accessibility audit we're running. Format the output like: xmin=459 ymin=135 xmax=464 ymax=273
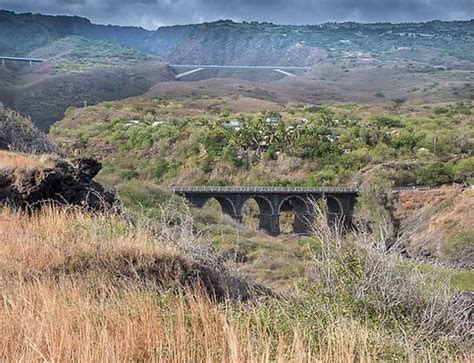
xmin=0 ymin=33 xmax=174 ymax=130
xmin=1 ymin=10 xmax=473 ymax=67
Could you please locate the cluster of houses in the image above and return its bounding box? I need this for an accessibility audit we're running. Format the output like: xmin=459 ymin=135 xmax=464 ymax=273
xmin=123 ymin=119 xmax=165 ymax=128
xmin=122 ymin=112 xmax=362 ymax=155
xmin=223 ymin=115 xmax=310 ymax=130
xmin=222 ymin=115 xmax=356 ymax=153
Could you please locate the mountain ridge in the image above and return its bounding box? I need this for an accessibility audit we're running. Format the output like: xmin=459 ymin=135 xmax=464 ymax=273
xmin=1 ymin=10 xmax=473 ymax=66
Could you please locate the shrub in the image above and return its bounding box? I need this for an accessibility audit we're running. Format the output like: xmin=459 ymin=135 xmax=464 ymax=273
xmin=375 ymin=116 xmax=403 ymax=128
xmin=306 ymin=210 xmax=472 ymax=350
xmin=0 ymin=104 xmax=57 ymax=154
xmin=453 ymin=157 xmax=474 ymax=183
xmin=394 ymin=169 xmax=417 ymax=186
xmin=152 ymin=158 xmax=170 ymax=180
xmin=416 ymin=162 xmax=454 ymax=186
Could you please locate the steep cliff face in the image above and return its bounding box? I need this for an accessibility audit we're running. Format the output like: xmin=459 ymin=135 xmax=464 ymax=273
xmin=148 ymin=22 xmax=306 ymax=66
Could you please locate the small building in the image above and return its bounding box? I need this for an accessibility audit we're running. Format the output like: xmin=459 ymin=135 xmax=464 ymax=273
xmin=223 ymin=119 xmax=241 ymax=128
xmin=265 ymin=116 xmax=279 ymax=124
xmin=295 ymin=116 xmax=309 ymax=124
xmin=124 ymin=119 xmax=141 ymax=128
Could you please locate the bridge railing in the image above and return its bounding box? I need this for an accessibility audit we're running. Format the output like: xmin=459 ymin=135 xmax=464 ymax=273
xmin=167 ymin=186 xmax=359 ymax=193
xmin=167 ymin=185 xmax=432 ymax=194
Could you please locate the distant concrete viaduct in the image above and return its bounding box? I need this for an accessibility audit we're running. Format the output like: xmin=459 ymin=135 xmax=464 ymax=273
xmin=0 ymin=57 xmax=310 ymax=78
xmin=169 ymin=186 xmax=357 ymax=235
xmin=0 ymin=56 xmax=45 ymax=66
xmin=169 ymin=64 xmax=311 ymax=80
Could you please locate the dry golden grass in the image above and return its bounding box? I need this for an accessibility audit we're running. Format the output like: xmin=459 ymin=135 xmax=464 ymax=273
xmin=0 ymin=206 xmax=469 ymax=361
xmin=0 ymin=207 xmax=310 ymax=361
xmin=0 ymin=150 xmax=54 ymax=170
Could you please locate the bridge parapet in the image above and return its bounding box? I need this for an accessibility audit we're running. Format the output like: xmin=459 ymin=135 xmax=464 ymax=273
xmin=167 ymin=186 xmax=358 ymax=194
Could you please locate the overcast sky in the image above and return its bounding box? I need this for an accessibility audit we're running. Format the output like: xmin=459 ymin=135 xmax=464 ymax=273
xmin=1 ymin=0 xmax=473 ymax=29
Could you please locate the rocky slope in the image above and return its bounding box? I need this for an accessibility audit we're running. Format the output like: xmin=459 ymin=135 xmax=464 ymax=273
xmin=395 ymin=185 xmax=474 ymax=267
xmin=0 ymin=107 xmax=114 ymax=210
xmin=0 ymin=34 xmax=175 ymax=130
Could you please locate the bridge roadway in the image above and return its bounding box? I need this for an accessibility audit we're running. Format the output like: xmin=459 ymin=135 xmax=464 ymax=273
xmin=169 ymin=64 xmax=311 ymax=79
xmin=168 ymin=186 xmax=357 ymax=235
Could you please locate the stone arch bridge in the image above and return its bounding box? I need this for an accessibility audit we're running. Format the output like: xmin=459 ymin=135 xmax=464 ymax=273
xmin=168 ymin=186 xmax=358 ymax=235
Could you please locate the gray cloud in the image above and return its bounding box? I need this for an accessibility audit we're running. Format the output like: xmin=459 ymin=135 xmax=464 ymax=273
xmin=1 ymin=0 xmax=473 ymax=29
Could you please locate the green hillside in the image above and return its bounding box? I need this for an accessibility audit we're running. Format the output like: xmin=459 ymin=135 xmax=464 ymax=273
xmin=31 ymin=36 xmax=150 ymax=73
xmin=52 ymin=98 xmax=474 ymax=188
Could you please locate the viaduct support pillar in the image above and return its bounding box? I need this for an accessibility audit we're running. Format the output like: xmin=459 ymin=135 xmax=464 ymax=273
xmin=259 ymin=213 xmax=280 ymax=236
xmin=293 ymin=213 xmax=314 ymax=235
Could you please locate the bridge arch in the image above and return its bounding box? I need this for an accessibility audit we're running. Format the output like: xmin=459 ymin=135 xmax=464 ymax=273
xmin=277 ymin=195 xmax=315 ymax=234
xmin=277 ymin=195 xmax=312 ymax=214
xmin=240 ymin=195 xmax=274 ymax=215
xmin=239 ymin=195 xmax=275 ymax=234
xmin=203 ymin=195 xmax=237 ymax=217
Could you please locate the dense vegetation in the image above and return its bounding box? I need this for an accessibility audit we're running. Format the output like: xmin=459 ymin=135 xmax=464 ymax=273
xmin=53 ymin=99 xmax=473 ymax=188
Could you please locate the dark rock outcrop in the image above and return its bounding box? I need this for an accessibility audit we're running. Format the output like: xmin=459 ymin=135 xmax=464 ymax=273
xmin=0 ymin=157 xmax=115 ymax=211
